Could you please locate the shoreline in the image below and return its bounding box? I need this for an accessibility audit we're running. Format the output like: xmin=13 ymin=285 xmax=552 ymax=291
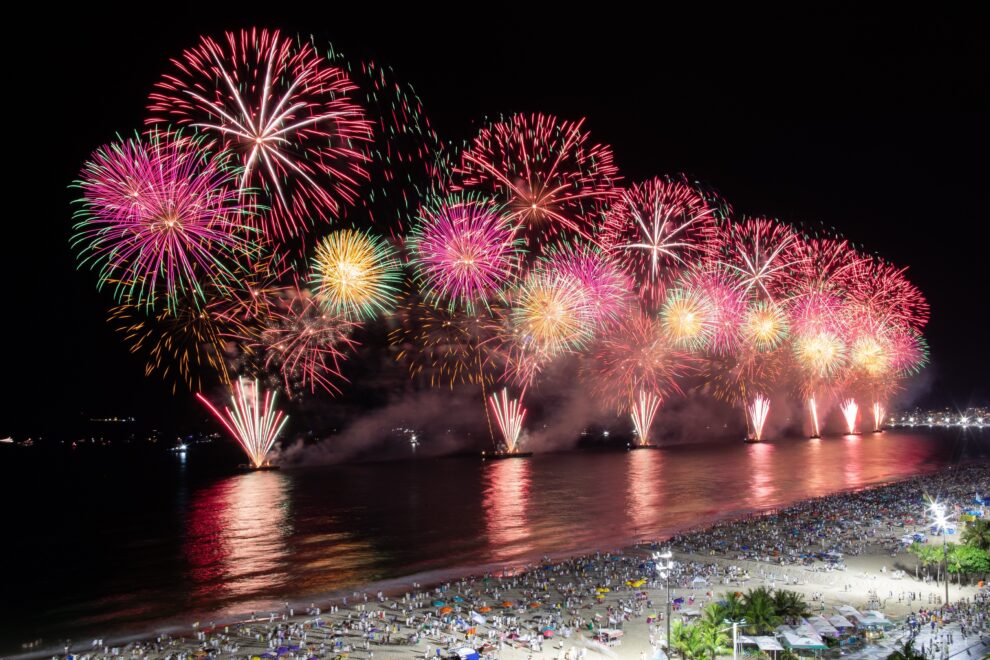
xmin=10 ymin=461 xmax=990 ymax=659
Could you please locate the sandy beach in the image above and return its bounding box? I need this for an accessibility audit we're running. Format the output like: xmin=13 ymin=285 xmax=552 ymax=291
xmin=18 ymin=463 xmax=990 ymax=660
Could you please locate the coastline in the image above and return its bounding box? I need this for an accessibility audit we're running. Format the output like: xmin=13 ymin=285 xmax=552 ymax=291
xmin=10 ymin=461 xmax=990 ymax=659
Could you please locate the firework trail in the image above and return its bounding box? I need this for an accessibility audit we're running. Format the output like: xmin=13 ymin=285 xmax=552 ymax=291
xmin=197 ymin=377 xmax=289 ymax=468
xmin=453 ymin=113 xmax=619 ymax=251
xmin=630 ymin=390 xmax=662 ymax=447
xmin=872 ymin=401 xmax=886 ymax=432
xmin=73 ymin=130 xmax=257 ymax=312
xmin=747 ymin=395 xmax=771 ymax=441
xmin=310 ymin=229 xmax=402 ymax=320
xmin=408 ymin=194 xmax=522 ymax=313
xmin=489 ymin=388 xmax=526 ymax=453
xmin=841 ymin=398 xmax=859 ymax=434
xmin=390 ymin=300 xmax=501 ymax=389
xmin=147 ymin=28 xmax=372 ymax=242
xmin=808 ymin=396 xmax=821 ymax=437
xmin=602 ymin=176 xmax=718 ymax=307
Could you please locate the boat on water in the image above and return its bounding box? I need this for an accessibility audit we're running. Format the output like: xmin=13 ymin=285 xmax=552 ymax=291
xmin=237 ymin=463 xmax=281 ymax=472
xmin=480 ymin=450 xmax=533 ymax=460
xmin=627 ymin=443 xmax=660 ymax=450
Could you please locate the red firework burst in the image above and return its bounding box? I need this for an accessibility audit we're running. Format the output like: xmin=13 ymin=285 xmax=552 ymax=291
xmin=147 ymin=28 xmax=373 ymax=242
xmin=452 ymin=113 xmax=620 ymax=251
xmin=602 ymin=176 xmax=718 ymax=306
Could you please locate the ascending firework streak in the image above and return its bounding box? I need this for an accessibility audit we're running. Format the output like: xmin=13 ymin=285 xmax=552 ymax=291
xmin=488 ymin=388 xmax=526 ymax=453
xmin=808 ymin=396 xmax=821 ymax=438
xmin=841 ymin=399 xmax=859 ymax=435
xmin=197 ymin=377 xmax=289 ymax=468
xmin=872 ymin=401 xmax=886 ymax=433
xmin=747 ymin=395 xmax=770 ymax=441
xmin=630 ymin=390 xmax=662 ymax=446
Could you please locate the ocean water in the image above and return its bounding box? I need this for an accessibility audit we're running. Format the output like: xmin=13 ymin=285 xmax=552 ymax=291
xmin=2 ymin=428 xmax=987 ymax=652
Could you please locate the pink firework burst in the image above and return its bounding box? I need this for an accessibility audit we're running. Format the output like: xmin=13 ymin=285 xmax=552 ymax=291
xmin=147 ymin=28 xmax=373 ymax=242
xmin=681 ymin=265 xmax=746 ymax=356
xmin=255 ymin=288 xmax=359 ymax=396
xmin=716 ymin=217 xmax=805 ymax=301
xmin=846 ymin=257 xmax=929 ymax=329
xmin=408 ymin=195 xmax=522 ymax=313
xmin=589 ymin=312 xmax=692 ymax=411
xmin=452 ymin=113 xmax=620 ymax=251
xmin=541 ymin=242 xmax=633 ymax=330
xmin=602 ymin=176 xmax=718 ymax=306
xmin=72 ymin=129 xmax=257 ymax=312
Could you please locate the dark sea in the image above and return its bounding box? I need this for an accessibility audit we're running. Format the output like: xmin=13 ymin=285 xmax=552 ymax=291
xmin=2 ymin=427 xmax=987 ymax=654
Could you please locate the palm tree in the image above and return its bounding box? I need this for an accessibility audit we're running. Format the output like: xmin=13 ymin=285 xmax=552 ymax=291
xmin=700 ymin=602 xmax=728 ymax=630
xmin=772 ymin=589 xmax=810 ymax=622
xmin=697 ymin=622 xmax=731 ymax=660
xmin=886 ymin=638 xmax=926 ymax=660
xmin=963 ymin=519 xmax=990 ymax=551
xmin=670 ymin=620 xmax=706 ymax=660
xmin=721 ymin=591 xmax=746 ymax=620
xmin=743 ymin=587 xmax=782 ymax=635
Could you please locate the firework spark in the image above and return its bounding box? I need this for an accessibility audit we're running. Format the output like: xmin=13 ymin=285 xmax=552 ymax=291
xmin=630 ymin=390 xmax=662 ymax=447
xmin=747 ymin=395 xmax=770 ymax=441
xmin=148 ymin=28 xmax=372 ymax=241
xmin=542 ymin=242 xmax=633 ymax=330
xmin=841 ymin=398 xmax=859 ymax=434
xmin=808 ymin=396 xmax=821 ymax=437
xmin=872 ymin=401 xmax=886 ymax=432
xmin=197 ymin=377 xmax=289 ymax=468
xmin=489 ymin=388 xmax=526 ymax=453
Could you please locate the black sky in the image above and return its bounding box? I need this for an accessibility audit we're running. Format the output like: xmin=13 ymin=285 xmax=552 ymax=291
xmin=6 ymin=6 xmax=988 ymax=435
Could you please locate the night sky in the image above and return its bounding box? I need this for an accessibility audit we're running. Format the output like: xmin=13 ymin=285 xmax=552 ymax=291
xmin=6 ymin=6 xmax=988 ymax=435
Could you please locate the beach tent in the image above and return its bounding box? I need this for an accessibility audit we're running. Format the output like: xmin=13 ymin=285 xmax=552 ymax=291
xmin=451 ymin=647 xmax=479 ymax=660
xmin=827 ymin=614 xmax=855 ymax=631
xmin=691 ymin=576 xmax=708 ymax=585
xmin=738 ymin=635 xmax=785 ymax=653
xmin=805 ymin=615 xmax=840 ymax=638
xmin=778 ymin=630 xmax=828 ymax=651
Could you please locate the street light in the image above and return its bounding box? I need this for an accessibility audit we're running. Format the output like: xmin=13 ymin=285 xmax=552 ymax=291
xmin=927 ymin=498 xmax=953 ymax=608
xmin=653 ymin=550 xmax=674 ymax=657
xmin=721 ymin=618 xmax=747 ymax=660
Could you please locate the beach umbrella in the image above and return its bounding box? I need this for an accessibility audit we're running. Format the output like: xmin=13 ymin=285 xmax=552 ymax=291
xmin=453 ymin=596 xmax=464 ymax=602
xmin=529 ymin=602 xmax=541 ymax=608
xmin=433 ymin=600 xmax=446 ymax=607
xmin=501 ymin=601 xmax=514 ymax=608
xmin=440 ymin=606 xmax=453 ymax=614
xmin=543 ymin=630 xmax=555 ymax=638
xmin=479 ymin=606 xmax=492 ymax=613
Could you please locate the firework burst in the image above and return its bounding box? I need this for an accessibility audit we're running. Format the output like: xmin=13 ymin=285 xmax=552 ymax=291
xmin=197 ymin=377 xmax=289 ymax=468
xmin=716 ymin=218 xmax=804 ymax=301
xmin=408 ymin=195 xmax=522 ymax=313
xmin=147 ymin=28 xmax=373 ymax=241
xmin=741 ymin=300 xmax=789 ymax=352
xmin=602 ymin=176 xmax=718 ymax=306
xmin=453 ymin=113 xmax=619 ymax=251
xmin=310 ymin=229 xmax=402 ymax=320
xmin=255 ymin=288 xmax=359 ymax=396
xmin=541 ymin=242 xmax=633 ymax=330
xmin=72 ymin=130 xmax=257 ymax=312
xmin=508 ymin=268 xmax=594 ymax=362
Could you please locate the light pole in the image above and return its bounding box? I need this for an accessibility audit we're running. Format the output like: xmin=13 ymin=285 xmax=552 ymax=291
xmin=653 ymin=550 xmax=674 ymax=658
xmin=721 ymin=618 xmax=746 ymax=660
xmin=928 ymin=500 xmax=952 ymax=608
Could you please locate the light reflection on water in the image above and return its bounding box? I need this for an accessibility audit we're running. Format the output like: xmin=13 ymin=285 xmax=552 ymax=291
xmin=6 ymin=428 xmax=989 ymax=650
